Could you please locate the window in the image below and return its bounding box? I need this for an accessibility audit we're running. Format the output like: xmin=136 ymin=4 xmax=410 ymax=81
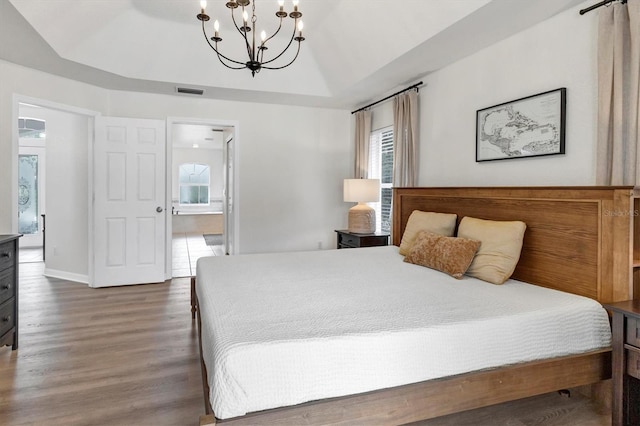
xmin=179 ymin=163 xmax=210 ymax=205
xmin=18 ymin=155 xmax=39 ymax=235
xmin=368 ymin=126 xmax=393 ymax=233
xmin=18 ymin=117 xmax=46 ymax=139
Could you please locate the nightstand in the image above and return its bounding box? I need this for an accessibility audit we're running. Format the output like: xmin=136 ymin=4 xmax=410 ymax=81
xmin=604 ymin=300 xmax=640 ymax=426
xmin=335 ymin=230 xmax=389 ymax=249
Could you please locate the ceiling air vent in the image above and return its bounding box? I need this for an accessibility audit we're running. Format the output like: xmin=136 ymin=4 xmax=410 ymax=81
xmin=176 ymin=87 xmax=205 ymax=96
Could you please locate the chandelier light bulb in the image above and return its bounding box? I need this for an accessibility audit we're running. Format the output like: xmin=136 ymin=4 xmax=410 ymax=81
xmin=243 ymin=10 xmax=248 ymax=22
xmin=261 ymin=30 xmax=267 ymax=42
xmin=214 ymin=20 xmax=220 ymax=32
xmin=278 ymin=0 xmax=284 ymax=6
xmin=200 ymin=0 xmax=207 ymax=10
xmin=288 ymin=0 xmax=302 ymax=19
xmin=298 ymin=21 xmax=304 ymax=31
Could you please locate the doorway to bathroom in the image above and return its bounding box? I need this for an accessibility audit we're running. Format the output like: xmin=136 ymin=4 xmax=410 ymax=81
xmin=168 ymin=119 xmax=237 ymax=277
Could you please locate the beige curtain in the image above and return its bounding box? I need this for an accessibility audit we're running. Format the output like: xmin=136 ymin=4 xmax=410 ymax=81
xmin=393 ymin=90 xmax=419 ymax=187
xmin=354 ymin=110 xmax=372 ymax=178
xmin=596 ymin=0 xmax=640 ymax=185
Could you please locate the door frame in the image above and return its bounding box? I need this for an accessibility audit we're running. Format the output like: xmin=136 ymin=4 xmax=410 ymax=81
xmin=166 ymin=117 xmax=240 ymax=276
xmin=223 ymin=132 xmax=234 ymax=256
xmin=12 ymin=95 xmax=99 ymax=281
xmin=12 ymin=95 xmax=99 ymax=234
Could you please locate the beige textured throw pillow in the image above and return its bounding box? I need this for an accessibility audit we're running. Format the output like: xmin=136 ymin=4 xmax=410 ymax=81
xmin=399 ymin=211 xmax=458 ymax=256
xmin=404 ymin=231 xmax=481 ymax=279
xmin=457 ymin=216 xmax=527 ymax=285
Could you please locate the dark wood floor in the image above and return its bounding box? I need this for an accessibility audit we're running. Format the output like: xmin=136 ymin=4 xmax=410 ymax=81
xmin=0 ymin=262 xmax=202 ymax=425
xmin=0 ymin=263 xmax=611 ymax=425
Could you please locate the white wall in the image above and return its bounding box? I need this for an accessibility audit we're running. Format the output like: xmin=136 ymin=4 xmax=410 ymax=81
xmin=417 ymin=3 xmax=598 ymax=186
xmin=0 ymin=60 xmax=352 ymax=262
xmin=106 ymin=91 xmax=352 ymax=253
xmin=43 ymin=108 xmax=89 ymax=279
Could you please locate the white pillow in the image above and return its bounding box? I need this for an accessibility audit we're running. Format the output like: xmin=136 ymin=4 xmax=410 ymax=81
xmin=398 ymin=210 xmax=458 ymax=256
xmin=457 ymin=216 xmax=527 ymax=285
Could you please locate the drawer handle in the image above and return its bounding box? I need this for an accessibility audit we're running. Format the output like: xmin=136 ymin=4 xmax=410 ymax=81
xmin=1 ymin=283 xmax=10 ymax=290
xmin=1 ymin=315 xmax=10 ymax=323
xmin=1 ymin=252 xmax=11 ymax=259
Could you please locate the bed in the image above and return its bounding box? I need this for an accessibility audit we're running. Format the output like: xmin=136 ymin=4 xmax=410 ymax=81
xmin=193 ymin=186 xmax=637 ymax=425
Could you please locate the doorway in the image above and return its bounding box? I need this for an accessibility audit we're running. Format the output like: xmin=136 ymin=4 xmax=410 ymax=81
xmin=167 ymin=118 xmax=238 ymax=277
xmin=13 ymin=97 xmax=96 ymax=284
xmin=17 ymin=113 xmax=46 ymax=262
xmin=12 ymin=100 xmax=240 ymax=284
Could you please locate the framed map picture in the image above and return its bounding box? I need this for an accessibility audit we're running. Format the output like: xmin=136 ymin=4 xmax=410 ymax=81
xmin=476 ymin=88 xmax=566 ymax=162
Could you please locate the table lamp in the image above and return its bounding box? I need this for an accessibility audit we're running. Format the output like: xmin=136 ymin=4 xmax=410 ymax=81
xmin=343 ymin=178 xmax=380 ymax=233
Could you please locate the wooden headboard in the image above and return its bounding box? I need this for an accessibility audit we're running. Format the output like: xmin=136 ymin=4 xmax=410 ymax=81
xmin=393 ymin=187 xmax=637 ymax=304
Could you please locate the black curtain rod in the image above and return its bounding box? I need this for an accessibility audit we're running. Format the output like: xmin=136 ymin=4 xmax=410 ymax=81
xmin=351 ymin=81 xmax=423 ymax=115
xmin=580 ymin=0 xmax=626 ymax=15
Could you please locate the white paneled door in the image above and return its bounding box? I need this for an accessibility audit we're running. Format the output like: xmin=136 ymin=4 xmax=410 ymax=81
xmin=92 ymin=117 xmax=166 ymax=287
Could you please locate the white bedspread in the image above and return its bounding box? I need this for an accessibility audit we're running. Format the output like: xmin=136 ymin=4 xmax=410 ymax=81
xmin=195 ymin=246 xmax=611 ymax=419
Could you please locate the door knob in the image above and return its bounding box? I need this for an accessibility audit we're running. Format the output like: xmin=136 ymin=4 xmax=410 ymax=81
xmin=156 ymin=206 xmax=164 ymax=213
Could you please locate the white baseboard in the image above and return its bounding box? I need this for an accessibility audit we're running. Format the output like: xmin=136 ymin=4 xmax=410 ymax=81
xmin=43 ymin=268 xmax=89 ymax=285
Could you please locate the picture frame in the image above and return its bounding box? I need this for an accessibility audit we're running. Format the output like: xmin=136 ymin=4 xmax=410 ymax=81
xmin=476 ymin=88 xmax=566 ymax=162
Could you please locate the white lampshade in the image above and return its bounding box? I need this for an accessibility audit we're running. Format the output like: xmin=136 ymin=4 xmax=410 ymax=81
xmin=343 ymin=179 xmax=380 ymax=203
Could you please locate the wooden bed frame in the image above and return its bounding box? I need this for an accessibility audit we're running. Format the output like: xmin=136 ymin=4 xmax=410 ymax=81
xmin=195 ymin=186 xmax=637 ymax=425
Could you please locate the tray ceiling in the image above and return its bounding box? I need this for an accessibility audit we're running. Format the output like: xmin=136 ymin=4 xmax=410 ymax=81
xmin=2 ymin=0 xmax=587 ymax=109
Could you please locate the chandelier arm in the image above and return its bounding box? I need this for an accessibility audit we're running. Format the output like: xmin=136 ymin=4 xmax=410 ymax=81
xmin=231 ymin=7 xmax=254 ymax=60
xmin=257 ymin=18 xmax=284 ymax=64
xmin=202 ymin=21 xmax=247 ymax=66
xmin=217 ymin=53 xmax=249 ymax=70
xmin=261 ymin=21 xmax=297 ymax=66
xmin=230 ymin=7 xmax=245 ymax=36
xmin=262 ymin=41 xmax=302 ymax=70
xmin=263 ymin=17 xmax=284 ymax=46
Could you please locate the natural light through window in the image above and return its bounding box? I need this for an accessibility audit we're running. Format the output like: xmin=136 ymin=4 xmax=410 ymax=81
xmin=368 ymin=126 xmax=393 ymax=233
xmin=179 ymin=163 xmax=210 ymax=205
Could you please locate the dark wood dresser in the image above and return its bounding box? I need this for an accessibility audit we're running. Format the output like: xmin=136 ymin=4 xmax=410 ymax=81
xmin=605 ymin=300 xmax=640 ymax=426
xmin=0 ymin=234 xmax=20 ymax=350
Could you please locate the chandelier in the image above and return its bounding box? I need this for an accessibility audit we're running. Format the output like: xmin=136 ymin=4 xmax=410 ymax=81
xmin=197 ymin=0 xmax=305 ymax=77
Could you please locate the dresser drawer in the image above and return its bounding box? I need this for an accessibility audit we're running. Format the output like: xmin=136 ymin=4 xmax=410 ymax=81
xmin=340 ymin=234 xmax=359 ymax=247
xmin=628 ymin=347 xmax=640 ymax=380
xmin=626 ymin=317 xmax=640 ymax=348
xmin=0 ymin=298 xmax=15 ymax=339
xmin=0 ymin=240 xmax=15 ymax=272
xmin=0 ymin=267 xmax=15 ymax=305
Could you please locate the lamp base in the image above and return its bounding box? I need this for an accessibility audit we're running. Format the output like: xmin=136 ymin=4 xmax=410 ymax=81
xmin=348 ymin=203 xmax=376 ymax=234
